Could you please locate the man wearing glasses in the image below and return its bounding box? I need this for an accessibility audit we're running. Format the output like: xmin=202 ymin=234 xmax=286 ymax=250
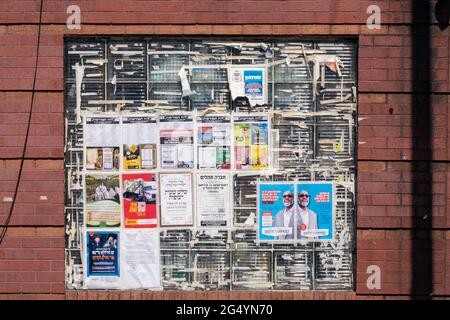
xmin=297 ymin=190 xmax=318 ymax=239
xmin=274 ymin=190 xmax=295 ymax=239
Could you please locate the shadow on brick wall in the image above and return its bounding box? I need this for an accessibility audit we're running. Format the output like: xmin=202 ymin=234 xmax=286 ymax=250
xmin=412 ymin=0 xmax=433 ymax=298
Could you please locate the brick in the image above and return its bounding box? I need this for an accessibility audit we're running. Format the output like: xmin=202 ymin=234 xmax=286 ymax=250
xmin=183 ymin=25 xmax=212 ymax=35
xmin=301 ymin=25 xmax=330 ymax=35
xmin=212 ymin=25 xmax=242 ymax=35
xmin=330 ymin=25 xmax=360 ymax=35
xmin=242 ymin=25 xmax=272 ymax=35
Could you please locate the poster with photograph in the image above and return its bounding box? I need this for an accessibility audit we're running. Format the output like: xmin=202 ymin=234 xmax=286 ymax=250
xmin=85 ymin=174 xmax=121 ymax=228
xmin=86 ymin=147 xmax=120 ymax=171
xmin=257 ymin=181 xmax=335 ymax=242
xmin=296 ymin=182 xmax=334 ymax=240
xmin=234 ymin=116 xmax=269 ymax=170
xmin=160 ymin=173 xmax=193 ymax=226
xmin=257 ymin=183 xmax=296 ymax=241
xmin=122 ymin=173 xmax=158 ymax=228
xmin=85 ymin=231 xmax=120 ymax=289
xmin=122 ymin=116 xmax=157 ymax=170
xmin=196 ymin=115 xmax=231 ymax=169
xmin=120 ymin=230 xmax=161 ymax=289
xmin=85 ymin=117 xmax=120 ymax=171
xmin=159 ymin=115 xmax=194 ymax=169
xmin=196 ymin=174 xmax=230 ymax=228
xmin=228 ymin=66 xmax=267 ymax=106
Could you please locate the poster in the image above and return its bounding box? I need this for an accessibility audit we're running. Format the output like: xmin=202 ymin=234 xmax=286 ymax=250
xmin=122 ymin=173 xmax=158 ymax=228
xmin=196 ymin=115 xmax=231 ymax=169
xmin=120 ymin=230 xmax=161 ymax=289
xmin=234 ymin=116 xmax=269 ymax=170
xmin=228 ymin=66 xmax=267 ymax=106
xmin=85 ymin=231 xmax=120 ymax=289
xmin=196 ymin=174 xmax=230 ymax=228
xmin=296 ymin=182 xmax=334 ymax=240
xmin=85 ymin=174 xmax=121 ymax=228
xmin=84 ymin=117 xmax=120 ymax=170
xmin=122 ymin=116 xmax=157 ymax=170
xmin=160 ymin=173 xmax=193 ymax=226
xmin=257 ymin=181 xmax=335 ymax=242
xmin=86 ymin=147 xmax=120 ymax=170
xmin=257 ymin=183 xmax=296 ymax=241
xmin=159 ymin=115 xmax=194 ymax=169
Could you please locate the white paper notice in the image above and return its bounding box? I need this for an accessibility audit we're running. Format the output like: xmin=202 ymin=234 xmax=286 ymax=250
xmin=198 ymin=147 xmax=217 ymax=169
xmin=177 ymin=145 xmax=194 ymax=162
xmin=196 ymin=174 xmax=230 ymax=228
xmin=161 ymin=145 xmax=177 ymax=168
xmin=120 ymin=230 xmax=161 ymax=289
xmin=85 ymin=117 xmax=120 ymax=147
xmin=160 ymin=173 xmax=193 ymax=226
xmin=122 ymin=116 xmax=157 ymax=145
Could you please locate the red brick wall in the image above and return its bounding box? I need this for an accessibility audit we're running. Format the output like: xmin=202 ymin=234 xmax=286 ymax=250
xmin=0 ymin=0 xmax=449 ymax=300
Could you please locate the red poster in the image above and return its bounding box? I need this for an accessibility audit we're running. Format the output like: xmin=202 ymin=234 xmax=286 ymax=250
xmin=122 ymin=173 xmax=158 ymax=228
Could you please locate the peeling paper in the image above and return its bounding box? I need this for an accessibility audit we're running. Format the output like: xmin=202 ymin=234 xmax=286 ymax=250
xmin=85 ymin=58 xmax=108 ymax=66
xmin=179 ymin=67 xmax=194 ymax=97
xmin=74 ymin=63 xmax=85 ymax=124
xmin=307 ymin=54 xmax=344 ymax=98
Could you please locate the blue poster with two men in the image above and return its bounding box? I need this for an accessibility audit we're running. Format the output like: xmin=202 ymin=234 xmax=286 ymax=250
xmin=258 ymin=182 xmax=334 ymax=242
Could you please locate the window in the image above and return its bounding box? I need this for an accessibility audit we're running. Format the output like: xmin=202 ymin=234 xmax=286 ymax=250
xmin=65 ymin=38 xmax=356 ymax=291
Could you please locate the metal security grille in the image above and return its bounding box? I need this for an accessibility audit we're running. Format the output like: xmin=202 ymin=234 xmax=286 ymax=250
xmin=64 ymin=38 xmax=357 ymax=291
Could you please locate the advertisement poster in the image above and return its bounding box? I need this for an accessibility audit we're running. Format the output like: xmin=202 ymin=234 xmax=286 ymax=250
xmin=121 ymin=230 xmax=161 ymax=289
xmin=258 ymin=183 xmax=296 ymax=241
xmin=196 ymin=174 xmax=230 ymax=227
xmin=196 ymin=115 xmax=231 ymax=169
xmin=257 ymin=182 xmax=335 ymax=242
xmin=85 ymin=174 xmax=121 ymax=228
xmin=122 ymin=116 xmax=157 ymax=170
xmin=85 ymin=117 xmax=120 ymax=170
xmin=234 ymin=116 xmax=269 ymax=170
xmin=296 ymin=182 xmax=334 ymax=240
xmin=228 ymin=66 xmax=267 ymax=106
xmin=159 ymin=115 xmax=194 ymax=169
xmin=85 ymin=231 xmax=120 ymax=289
xmin=160 ymin=173 xmax=193 ymax=226
xmin=122 ymin=173 xmax=158 ymax=228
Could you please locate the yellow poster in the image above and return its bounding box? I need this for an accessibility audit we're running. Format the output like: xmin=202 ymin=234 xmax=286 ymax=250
xmin=123 ymin=144 xmax=141 ymax=170
xmin=251 ymin=145 xmax=268 ymax=169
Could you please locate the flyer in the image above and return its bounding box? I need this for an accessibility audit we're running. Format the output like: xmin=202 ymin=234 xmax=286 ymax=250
xmin=122 ymin=116 xmax=157 ymax=170
xmin=234 ymin=116 xmax=270 ymax=170
xmin=159 ymin=115 xmax=194 ymax=169
xmin=257 ymin=181 xmax=335 ymax=242
xmin=122 ymin=173 xmax=158 ymax=228
xmin=86 ymin=147 xmax=120 ymax=170
xmin=84 ymin=117 xmax=120 ymax=170
xmin=160 ymin=173 xmax=193 ymax=226
xmin=228 ymin=66 xmax=267 ymax=106
xmin=120 ymin=230 xmax=161 ymax=289
xmin=296 ymin=182 xmax=334 ymax=240
xmin=196 ymin=174 xmax=230 ymax=228
xmin=196 ymin=115 xmax=231 ymax=169
xmin=85 ymin=231 xmax=120 ymax=289
xmin=85 ymin=174 xmax=121 ymax=228
xmin=257 ymin=183 xmax=296 ymax=241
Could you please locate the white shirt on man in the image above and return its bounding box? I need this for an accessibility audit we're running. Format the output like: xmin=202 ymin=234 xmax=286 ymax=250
xmin=298 ymin=207 xmax=309 ymax=228
xmin=283 ymin=206 xmax=295 ymax=228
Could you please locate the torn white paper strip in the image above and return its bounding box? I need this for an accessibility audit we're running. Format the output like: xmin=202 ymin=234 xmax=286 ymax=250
xmin=74 ymin=63 xmax=85 ymax=124
xmin=179 ymin=67 xmax=194 ymax=97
